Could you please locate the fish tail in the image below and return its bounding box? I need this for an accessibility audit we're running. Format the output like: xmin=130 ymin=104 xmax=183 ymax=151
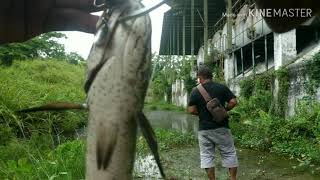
xmin=137 ymin=112 xmax=165 ymax=178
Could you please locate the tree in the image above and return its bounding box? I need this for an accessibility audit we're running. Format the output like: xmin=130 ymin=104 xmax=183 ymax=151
xmin=0 ymin=32 xmax=68 ymax=62
xmin=66 ymin=52 xmax=85 ymax=65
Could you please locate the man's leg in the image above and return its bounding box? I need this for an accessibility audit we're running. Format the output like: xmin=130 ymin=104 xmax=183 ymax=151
xmin=205 ymin=167 xmax=215 ymax=180
xmin=214 ymin=128 xmax=239 ymax=180
xmin=198 ymin=130 xmax=216 ymax=180
xmin=229 ymin=167 xmax=237 ymax=180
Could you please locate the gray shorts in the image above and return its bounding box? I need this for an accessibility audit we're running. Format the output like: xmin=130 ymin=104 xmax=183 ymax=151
xmin=198 ymin=128 xmax=238 ymax=169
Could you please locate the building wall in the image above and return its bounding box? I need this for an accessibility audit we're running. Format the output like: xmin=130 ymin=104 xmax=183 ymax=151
xmin=197 ymin=4 xmax=320 ymax=117
xmin=172 ymin=79 xmax=189 ymax=108
xmin=227 ymin=34 xmax=320 ymax=117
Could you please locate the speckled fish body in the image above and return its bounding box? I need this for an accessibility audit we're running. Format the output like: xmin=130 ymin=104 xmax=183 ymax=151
xmin=85 ymin=0 xmax=152 ymax=179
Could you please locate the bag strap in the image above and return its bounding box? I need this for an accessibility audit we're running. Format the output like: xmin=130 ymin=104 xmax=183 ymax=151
xmin=197 ymin=84 xmax=212 ymax=102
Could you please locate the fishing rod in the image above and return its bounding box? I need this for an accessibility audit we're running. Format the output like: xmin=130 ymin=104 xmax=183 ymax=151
xmin=16 ymin=102 xmax=88 ymax=113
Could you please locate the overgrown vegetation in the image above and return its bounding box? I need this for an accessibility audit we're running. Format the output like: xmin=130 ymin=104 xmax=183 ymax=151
xmin=0 ymin=32 xmax=85 ymax=65
xmin=231 ymin=54 xmax=320 ymax=173
xmin=0 ymin=140 xmax=85 ymax=179
xmin=0 ymin=60 xmax=86 ymax=141
xmin=0 ymin=59 xmax=88 ymax=179
xmin=0 ymin=129 xmax=196 ymax=179
xmin=149 ymin=55 xmax=196 ymax=102
xmin=307 ymin=52 xmax=320 ymax=95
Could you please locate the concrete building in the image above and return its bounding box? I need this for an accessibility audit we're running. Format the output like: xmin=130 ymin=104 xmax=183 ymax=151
xmin=159 ymin=0 xmax=320 ymax=114
xmin=200 ymin=2 xmax=320 ymax=116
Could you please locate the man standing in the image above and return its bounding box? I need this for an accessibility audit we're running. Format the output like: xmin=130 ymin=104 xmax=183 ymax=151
xmin=188 ymin=65 xmax=238 ymax=180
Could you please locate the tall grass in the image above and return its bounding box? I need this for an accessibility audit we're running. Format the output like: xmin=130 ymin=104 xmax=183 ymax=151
xmin=0 ymin=59 xmax=87 ymax=179
xmin=0 ymin=59 xmax=87 ymax=142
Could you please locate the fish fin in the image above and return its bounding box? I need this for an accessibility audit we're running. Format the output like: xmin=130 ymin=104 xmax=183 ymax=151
xmin=137 ymin=112 xmax=165 ymax=178
xmin=96 ymin=125 xmax=118 ymax=170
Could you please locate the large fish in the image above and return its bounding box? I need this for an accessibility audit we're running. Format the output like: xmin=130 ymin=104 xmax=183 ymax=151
xmin=85 ymin=0 xmax=164 ymax=179
xmin=17 ymin=0 xmax=165 ymax=179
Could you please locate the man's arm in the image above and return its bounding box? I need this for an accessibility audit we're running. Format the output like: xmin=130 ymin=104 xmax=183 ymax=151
xmin=225 ymin=98 xmax=237 ymax=111
xmin=188 ymin=105 xmax=199 ymax=116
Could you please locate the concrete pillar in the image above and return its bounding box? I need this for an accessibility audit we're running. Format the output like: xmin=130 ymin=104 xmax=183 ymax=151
xmin=227 ymin=0 xmax=232 ymax=51
xmin=173 ymin=18 xmax=176 ymax=55
xmin=177 ymin=17 xmax=180 ymax=56
xmin=183 ymin=9 xmax=186 ymax=56
xmin=273 ymin=29 xmax=297 ymax=117
xmin=191 ymin=0 xmax=195 ymax=56
xmin=224 ymin=54 xmax=235 ymax=83
xmin=265 ymin=35 xmax=268 ymax=71
xmin=274 ymin=29 xmax=297 ymax=70
xmin=204 ymin=0 xmax=208 ymax=62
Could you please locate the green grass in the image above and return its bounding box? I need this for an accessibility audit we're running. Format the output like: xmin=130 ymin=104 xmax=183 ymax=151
xmin=136 ymin=128 xmax=197 ymax=154
xmin=0 ymin=59 xmax=87 ymax=144
xmin=0 ymin=59 xmax=88 ymax=179
xmin=0 ymin=129 xmax=195 ymax=179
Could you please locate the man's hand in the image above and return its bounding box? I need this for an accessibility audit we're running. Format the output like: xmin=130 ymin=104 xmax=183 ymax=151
xmin=188 ymin=105 xmax=199 ymax=116
xmin=226 ymin=98 xmax=237 ymax=112
xmin=0 ymin=0 xmax=102 ymax=44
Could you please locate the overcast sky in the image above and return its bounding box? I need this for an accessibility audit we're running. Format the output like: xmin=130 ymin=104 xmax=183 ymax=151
xmin=60 ymin=0 xmax=170 ymax=58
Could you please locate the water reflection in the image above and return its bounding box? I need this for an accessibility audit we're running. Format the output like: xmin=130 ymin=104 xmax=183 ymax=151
xmin=134 ymin=110 xmax=198 ymax=179
xmin=134 ymin=155 xmax=161 ymax=179
xmin=144 ymin=110 xmax=199 ymax=135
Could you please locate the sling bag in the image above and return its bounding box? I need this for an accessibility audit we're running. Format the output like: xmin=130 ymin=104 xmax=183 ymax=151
xmin=197 ymin=84 xmax=229 ymax=123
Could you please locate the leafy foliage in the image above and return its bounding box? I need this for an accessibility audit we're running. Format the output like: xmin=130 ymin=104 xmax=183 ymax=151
xmin=307 ymin=52 xmax=320 ymax=95
xmin=231 ymin=69 xmax=320 ymax=172
xmin=274 ymin=68 xmax=289 ymax=117
xmin=150 ymin=55 xmax=196 ymax=102
xmin=0 ymin=32 xmax=67 ymax=61
xmin=0 ymin=32 xmax=85 ymax=65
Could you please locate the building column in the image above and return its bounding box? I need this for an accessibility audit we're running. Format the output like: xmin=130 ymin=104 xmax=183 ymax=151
xmin=227 ymin=0 xmax=232 ymax=51
xmin=274 ymin=29 xmax=297 ymax=70
xmin=273 ymin=29 xmax=297 ymax=117
xmin=183 ymin=9 xmax=186 ymax=57
xmin=177 ymin=16 xmax=180 ymax=56
xmin=203 ymin=0 xmax=208 ymax=62
xmin=224 ymin=54 xmax=235 ymax=83
xmin=191 ymin=0 xmax=195 ymax=56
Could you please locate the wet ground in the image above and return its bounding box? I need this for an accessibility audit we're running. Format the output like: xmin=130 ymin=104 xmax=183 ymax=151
xmin=133 ymin=110 xmax=319 ymax=179
xmin=135 ymin=147 xmax=319 ymax=180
